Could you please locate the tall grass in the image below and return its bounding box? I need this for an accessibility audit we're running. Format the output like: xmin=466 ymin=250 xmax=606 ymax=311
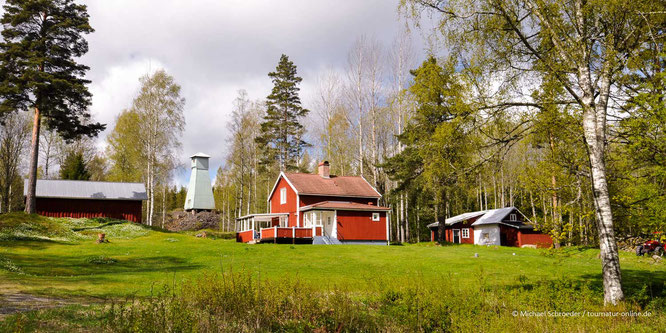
xmin=104 ymin=271 xmax=664 ymax=332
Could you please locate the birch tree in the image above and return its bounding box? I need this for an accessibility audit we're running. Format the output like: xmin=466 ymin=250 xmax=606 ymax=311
xmin=130 ymin=70 xmax=185 ymax=226
xmin=346 ymin=36 xmax=368 ymax=177
xmin=0 ymin=112 xmax=29 ymax=212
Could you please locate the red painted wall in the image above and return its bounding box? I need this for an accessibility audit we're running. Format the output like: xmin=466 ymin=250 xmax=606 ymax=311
xmin=499 ymin=225 xmax=520 ymax=247
xmin=444 ymin=216 xmax=478 ymax=244
xmin=35 ymin=198 xmax=142 ymax=223
xmin=336 ymin=210 xmax=386 ymax=241
xmin=237 ymin=230 xmax=254 ymax=243
xmin=269 ymin=177 xmax=298 ymax=227
xmin=518 ymin=231 xmax=553 ymax=248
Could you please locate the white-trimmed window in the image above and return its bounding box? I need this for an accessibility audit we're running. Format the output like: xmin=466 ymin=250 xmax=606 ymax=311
xmin=509 ymin=213 xmax=517 ymax=221
xmin=280 ymin=188 xmax=287 ymax=204
xmin=462 ymin=228 xmax=470 ymax=239
xmin=372 ymin=212 xmax=380 ymax=221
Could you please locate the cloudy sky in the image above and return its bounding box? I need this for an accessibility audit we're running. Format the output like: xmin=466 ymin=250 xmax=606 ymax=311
xmin=76 ymin=0 xmax=432 ymax=185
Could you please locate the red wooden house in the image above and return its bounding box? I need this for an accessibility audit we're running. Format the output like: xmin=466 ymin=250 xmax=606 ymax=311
xmin=427 ymin=207 xmax=552 ymax=248
xmin=236 ymin=161 xmax=390 ymax=245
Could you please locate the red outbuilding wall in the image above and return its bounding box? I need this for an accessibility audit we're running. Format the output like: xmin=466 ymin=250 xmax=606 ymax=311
xmin=35 ymin=198 xmax=143 ymax=223
xmin=500 ymin=224 xmax=520 ymax=247
xmin=518 ymin=231 xmax=553 ymax=248
xmin=443 ymin=216 xmax=479 ymax=244
xmin=336 ymin=210 xmax=386 ymax=241
xmin=269 ymin=177 xmax=298 ymax=227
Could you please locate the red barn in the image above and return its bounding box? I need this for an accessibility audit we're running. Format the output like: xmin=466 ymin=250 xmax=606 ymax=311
xmin=25 ymin=179 xmax=148 ymax=223
xmin=236 ymin=161 xmax=390 ymax=245
xmin=427 ymin=207 xmax=552 ymax=248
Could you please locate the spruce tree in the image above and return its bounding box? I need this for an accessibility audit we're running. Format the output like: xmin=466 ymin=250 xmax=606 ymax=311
xmin=256 ymin=54 xmax=309 ymax=171
xmin=59 ymin=151 xmax=90 ymax=180
xmin=0 ymin=0 xmax=104 ymax=213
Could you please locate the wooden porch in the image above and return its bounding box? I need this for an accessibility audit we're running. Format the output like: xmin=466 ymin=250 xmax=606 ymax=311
xmin=235 ymin=213 xmax=323 ymax=243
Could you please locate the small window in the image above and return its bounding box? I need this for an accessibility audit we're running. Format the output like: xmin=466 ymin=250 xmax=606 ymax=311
xmin=509 ymin=213 xmax=517 ymax=221
xmin=462 ymin=228 xmax=470 ymax=238
xmin=372 ymin=212 xmax=380 ymax=221
xmin=280 ymin=188 xmax=287 ymax=204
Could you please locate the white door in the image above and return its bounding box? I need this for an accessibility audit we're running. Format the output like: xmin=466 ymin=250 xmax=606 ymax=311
xmin=323 ymin=211 xmax=335 ymax=237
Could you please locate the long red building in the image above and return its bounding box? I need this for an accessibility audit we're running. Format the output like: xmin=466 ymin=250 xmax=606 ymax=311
xmin=236 ymin=161 xmax=390 ymax=245
xmin=25 ymin=179 xmax=148 ymax=223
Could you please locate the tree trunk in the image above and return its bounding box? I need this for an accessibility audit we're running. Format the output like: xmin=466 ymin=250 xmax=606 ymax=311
xmin=582 ymin=104 xmax=624 ymax=304
xmin=25 ymin=107 xmax=41 ymax=214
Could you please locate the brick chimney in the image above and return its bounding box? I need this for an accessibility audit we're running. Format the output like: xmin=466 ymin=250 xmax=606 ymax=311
xmin=318 ymin=161 xmax=330 ymax=178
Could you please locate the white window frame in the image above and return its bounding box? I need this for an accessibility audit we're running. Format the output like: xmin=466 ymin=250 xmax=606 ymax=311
xmin=509 ymin=213 xmax=517 ymax=221
xmin=461 ymin=228 xmax=470 ymax=239
xmin=372 ymin=212 xmax=380 ymax=221
xmin=280 ymin=188 xmax=287 ymax=204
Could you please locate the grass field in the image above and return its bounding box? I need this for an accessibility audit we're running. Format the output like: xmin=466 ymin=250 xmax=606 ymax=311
xmin=1 ymin=213 xmax=665 ymax=331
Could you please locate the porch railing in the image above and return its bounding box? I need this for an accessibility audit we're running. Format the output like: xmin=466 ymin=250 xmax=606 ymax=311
xmin=259 ymin=226 xmax=321 ymax=240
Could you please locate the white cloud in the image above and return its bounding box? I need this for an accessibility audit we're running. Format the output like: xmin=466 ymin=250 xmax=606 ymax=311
xmin=74 ymin=0 xmax=427 ymax=186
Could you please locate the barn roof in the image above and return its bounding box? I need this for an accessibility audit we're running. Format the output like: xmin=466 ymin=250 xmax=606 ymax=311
xmin=300 ymin=201 xmax=390 ymax=212
xmin=25 ymin=179 xmax=148 ymax=201
xmin=281 ymin=172 xmax=381 ymax=198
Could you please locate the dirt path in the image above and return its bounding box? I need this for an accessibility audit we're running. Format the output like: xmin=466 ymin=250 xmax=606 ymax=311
xmin=0 ymin=293 xmax=77 ymax=318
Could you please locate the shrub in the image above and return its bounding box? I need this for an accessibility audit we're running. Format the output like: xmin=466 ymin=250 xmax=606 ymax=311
xmin=103 ymin=272 xmax=663 ymax=332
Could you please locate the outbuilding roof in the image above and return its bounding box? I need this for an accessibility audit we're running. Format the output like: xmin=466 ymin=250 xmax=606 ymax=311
xmin=24 ymin=179 xmax=148 ymax=201
xmin=427 ymin=207 xmax=533 ymax=229
xmin=282 ymin=173 xmax=381 ymax=198
xmin=300 ymin=201 xmax=390 ymax=212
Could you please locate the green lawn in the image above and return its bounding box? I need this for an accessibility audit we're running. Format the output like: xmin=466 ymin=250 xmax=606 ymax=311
xmin=0 ymin=214 xmax=663 ymax=300
xmin=0 ymin=214 xmax=664 ymax=331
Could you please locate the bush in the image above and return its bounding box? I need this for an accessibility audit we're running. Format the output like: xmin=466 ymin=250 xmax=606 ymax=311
xmin=103 ymin=272 xmax=663 ymax=332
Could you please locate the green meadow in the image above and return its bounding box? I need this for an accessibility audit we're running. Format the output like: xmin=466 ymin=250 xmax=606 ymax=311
xmin=1 ymin=213 xmax=664 ymax=332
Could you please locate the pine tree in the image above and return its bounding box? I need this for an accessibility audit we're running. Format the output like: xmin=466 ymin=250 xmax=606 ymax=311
xmin=256 ymin=54 xmax=310 ymax=171
xmin=59 ymin=151 xmax=90 ymax=180
xmin=0 ymin=0 xmax=104 ymax=213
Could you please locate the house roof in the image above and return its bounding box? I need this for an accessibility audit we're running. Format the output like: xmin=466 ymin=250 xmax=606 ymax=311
xmin=300 ymin=201 xmax=390 ymax=212
xmin=24 ymin=179 xmax=148 ymax=201
xmin=427 ymin=207 xmax=533 ymax=229
xmin=282 ymin=172 xmax=381 ymax=198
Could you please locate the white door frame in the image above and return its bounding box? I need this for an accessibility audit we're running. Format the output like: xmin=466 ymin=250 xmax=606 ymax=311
xmin=452 ymin=229 xmax=461 ymax=244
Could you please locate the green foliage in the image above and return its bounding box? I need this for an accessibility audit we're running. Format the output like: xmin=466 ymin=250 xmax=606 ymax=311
xmin=106 ymin=109 xmax=142 ymax=182
xmin=384 ymin=56 xmax=477 ymax=241
xmin=98 ymin=272 xmax=663 ymax=332
xmin=256 ymin=54 xmax=310 ymax=171
xmin=0 ymin=0 xmax=104 ymax=139
xmin=59 ymin=151 xmax=90 ymax=180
